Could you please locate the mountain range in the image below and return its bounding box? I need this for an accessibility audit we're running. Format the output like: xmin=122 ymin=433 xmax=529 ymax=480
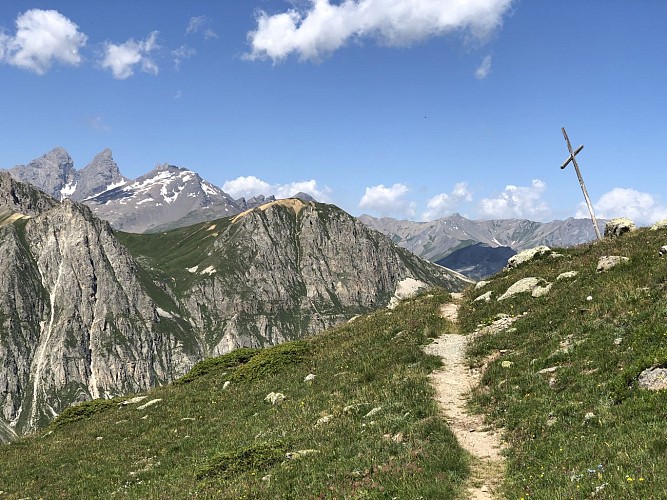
xmin=0 ymin=172 xmax=469 ymax=439
xmin=5 ymin=147 xmax=603 ymax=278
xmin=359 ymin=213 xmax=603 ymax=276
xmin=5 ymin=148 xmax=279 ymax=233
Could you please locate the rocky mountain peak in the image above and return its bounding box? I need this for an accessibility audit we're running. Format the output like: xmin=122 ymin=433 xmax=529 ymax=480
xmin=75 ymin=149 xmax=128 ymax=201
xmin=291 ymin=192 xmax=317 ymax=202
xmin=38 ymin=146 xmax=73 ymax=165
xmin=8 ymin=147 xmax=76 ymax=200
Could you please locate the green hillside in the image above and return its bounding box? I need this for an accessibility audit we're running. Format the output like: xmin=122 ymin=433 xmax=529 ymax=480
xmin=2 ymin=224 xmax=667 ymax=499
xmin=0 ymin=290 xmax=468 ymax=499
xmin=460 ymin=225 xmax=667 ymax=498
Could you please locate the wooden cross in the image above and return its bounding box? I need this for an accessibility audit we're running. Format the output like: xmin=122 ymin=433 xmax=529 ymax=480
xmin=560 ymin=127 xmax=603 ymax=241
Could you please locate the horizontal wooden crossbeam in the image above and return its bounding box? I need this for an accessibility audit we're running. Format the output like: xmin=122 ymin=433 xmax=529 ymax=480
xmin=560 ymin=144 xmax=584 ymax=169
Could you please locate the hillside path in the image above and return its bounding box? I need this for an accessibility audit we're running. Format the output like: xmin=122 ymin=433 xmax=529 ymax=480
xmin=424 ymin=293 xmax=505 ymax=499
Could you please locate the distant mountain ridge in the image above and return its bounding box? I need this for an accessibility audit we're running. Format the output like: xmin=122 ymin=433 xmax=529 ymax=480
xmin=359 ymin=213 xmax=604 ymax=264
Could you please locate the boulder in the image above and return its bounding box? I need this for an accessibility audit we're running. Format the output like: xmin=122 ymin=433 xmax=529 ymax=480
xmin=506 ymin=246 xmax=552 ymax=269
xmin=637 ymin=367 xmax=667 ymax=391
xmin=597 ymin=255 xmax=629 ymax=272
xmin=531 ymin=283 xmax=553 ymax=298
xmin=650 ymin=219 xmax=667 ymax=231
xmin=474 ymin=291 xmax=493 ymax=303
xmin=556 ymin=271 xmax=578 ymax=281
xmin=498 ymin=277 xmax=547 ymax=301
xmin=475 ymin=280 xmax=490 ymax=290
xmin=264 ymin=392 xmax=286 ymax=405
xmin=604 ymin=217 xmax=636 ymax=238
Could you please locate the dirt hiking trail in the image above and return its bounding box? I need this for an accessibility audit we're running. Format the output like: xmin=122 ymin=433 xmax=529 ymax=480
xmin=424 ymin=293 xmax=505 ymax=499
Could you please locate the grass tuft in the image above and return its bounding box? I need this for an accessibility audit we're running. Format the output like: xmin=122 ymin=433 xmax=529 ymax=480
xmin=50 ymin=398 xmax=119 ymax=429
xmin=231 ymin=341 xmax=311 ymax=382
xmin=196 ymin=441 xmax=286 ymax=480
xmin=175 ymin=348 xmax=259 ymax=385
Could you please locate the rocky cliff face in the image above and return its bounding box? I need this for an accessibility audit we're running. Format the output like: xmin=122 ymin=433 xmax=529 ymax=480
xmin=120 ymin=199 xmax=470 ymax=356
xmin=0 ymin=180 xmax=200 ymax=439
xmin=1 ymin=180 xmax=468 ymax=440
xmin=184 ymin=200 xmax=469 ymax=354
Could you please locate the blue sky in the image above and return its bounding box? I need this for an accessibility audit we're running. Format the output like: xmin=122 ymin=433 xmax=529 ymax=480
xmin=1 ymin=1 xmax=665 ymax=224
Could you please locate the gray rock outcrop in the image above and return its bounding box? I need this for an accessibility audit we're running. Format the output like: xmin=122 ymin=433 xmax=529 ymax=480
xmin=506 ymin=246 xmax=552 ymax=269
xmin=497 ymin=277 xmax=548 ymax=301
xmin=637 ymin=367 xmax=667 ymax=391
xmin=556 ymin=271 xmax=578 ymax=281
xmin=597 ymin=255 xmax=630 ymax=272
xmin=604 ymin=218 xmax=636 ymax=238
xmin=74 ymin=149 xmax=128 ymax=201
xmin=474 ymin=291 xmax=493 ymax=303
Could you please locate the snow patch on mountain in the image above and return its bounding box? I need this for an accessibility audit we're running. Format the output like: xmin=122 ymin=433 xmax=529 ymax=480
xmin=60 ymin=182 xmax=77 ymax=198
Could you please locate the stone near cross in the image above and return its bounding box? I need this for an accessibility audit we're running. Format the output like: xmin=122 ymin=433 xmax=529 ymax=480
xmin=560 ymin=127 xmax=603 ymax=241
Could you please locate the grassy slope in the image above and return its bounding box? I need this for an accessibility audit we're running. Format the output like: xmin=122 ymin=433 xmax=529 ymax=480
xmin=115 ymin=218 xmax=232 ymax=295
xmin=460 ymin=227 xmax=667 ymax=499
xmin=0 ymin=290 xmax=469 ymax=499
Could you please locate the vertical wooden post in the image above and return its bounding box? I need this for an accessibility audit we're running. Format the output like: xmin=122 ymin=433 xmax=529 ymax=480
xmin=561 ymin=127 xmax=603 ymax=241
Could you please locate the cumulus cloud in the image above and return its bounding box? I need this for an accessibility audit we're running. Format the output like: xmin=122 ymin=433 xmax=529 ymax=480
xmin=101 ymin=31 xmax=159 ymax=79
xmin=478 ymin=179 xmax=550 ymax=220
xmin=576 ymin=188 xmax=667 ymax=226
xmin=359 ymin=183 xmax=416 ymax=218
xmin=422 ymin=182 xmax=473 ymax=220
xmin=0 ymin=9 xmax=87 ymax=74
xmin=246 ymin=0 xmax=514 ymax=62
xmin=222 ymin=175 xmax=329 ymax=201
xmin=186 ymin=15 xmax=218 ymax=39
xmin=172 ymin=45 xmax=196 ymax=69
xmin=475 ymin=54 xmax=492 ymax=79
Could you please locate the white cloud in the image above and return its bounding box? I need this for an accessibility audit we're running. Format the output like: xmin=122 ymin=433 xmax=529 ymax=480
xmin=222 ymin=175 xmax=330 ymax=201
xmin=576 ymin=188 xmax=667 ymax=226
xmin=0 ymin=9 xmax=87 ymax=74
xmin=246 ymin=0 xmax=514 ymax=62
xmin=478 ymin=179 xmax=550 ymax=220
xmin=359 ymin=183 xmax=416 ymax=218
xmin=186 ymin=15 xmax=218 ymax=39
xmin=88 ymin=116 xmax=110 ymax=132
xmin=172 ymin=45 xmax=196 ymax=69
xmin=101 ymin=31 xmax=159 ymax=79
xmin=422 ymin=182 xmax=472 ymax=220
xmin=475 ymin=54 xmax=492 ymax=79
xmin=223 ymin=176 xmax=271 ymax=199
